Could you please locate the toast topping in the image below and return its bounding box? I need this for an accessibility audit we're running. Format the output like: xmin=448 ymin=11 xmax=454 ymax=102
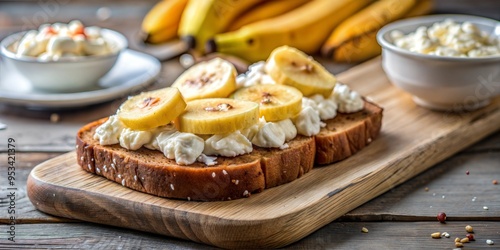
xmin=156 ymin=130 xmax=204 ymax=165
xmin=236 ymin=51 xmax=364 ymax=138
xmin=265 ymin=45 xmax=336 ymax=98
xmin=94 ymin=115 xmax=124 ymax=145
xmin=304 ymin=95 xmax=338 ymax=121
xmin=172 ymin=58 xmax=237 ymax=101
xmin=117 ymin=87 xmax=187 ymax=131
xmin=204 ymin=131 xmax=253 ymax=157
xmin=236 ymin=61 xmax=276 ymax=87
xmin=332 ymin=84 xmax=364 ymax=113
xmin=94 ymin=47 xmax=365 ymax=166
xmin=233 ymin=84 xmax=302 ymax=122
xmin=175 ymin=98 xmax=259 ymax=135
xmin=293 ymin=106 xmax=321 ymax=137
xmin=242 ymin=117 xmax=296 ymax=148
xmin=119 ymin=128 xmax=153 ymax=150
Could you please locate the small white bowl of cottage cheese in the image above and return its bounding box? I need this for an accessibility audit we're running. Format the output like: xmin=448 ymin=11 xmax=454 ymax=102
xmin=0 ymin=20 xmax=127 ymax=92
xmin=377 ymin=15 xmax=500 ymax=111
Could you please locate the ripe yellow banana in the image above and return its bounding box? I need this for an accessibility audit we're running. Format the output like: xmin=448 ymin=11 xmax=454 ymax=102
xmin=405 ymin=0 xmax=434 ymax=17
xmin=172 ymin=57 xmax=237 ymax=101
xmin=141 ymin=0 xmax=189 ymax=44
xmin=322 ymin=0 xmax=433 ymax=62
xmin=178 ymin=0 xmax=263 ymax=54
xmin=233 ymin=84 xmax=303 ymax=122
xmin=227 ymin=0 xmax=309 ymax=32
xmin=265 ymin=46 xmax=337 ymax=98
xmin=175 ymin=98 xmax=259 ymax=135
xmin=117 ymin=87 xmax=187 ymax=130
xmin=207 ymin=0 xmax=374 ymax=63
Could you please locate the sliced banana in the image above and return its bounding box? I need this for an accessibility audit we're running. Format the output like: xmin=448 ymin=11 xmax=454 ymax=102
xmin=175 ymin=98 xmax=259 ymax=135
xmin=172 ymin=57 xmax=237 ymax=101
xmin=117 ymin=87 xmax=186 ymax=131
xmin=265 ymin=45 xmax=336 ymax=97
xmin=232 ymin=84 xmax=302 ymax=122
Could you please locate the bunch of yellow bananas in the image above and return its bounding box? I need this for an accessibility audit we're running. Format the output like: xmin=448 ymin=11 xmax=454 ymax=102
xmin=141 ymin=0 xmax=433 ymax=63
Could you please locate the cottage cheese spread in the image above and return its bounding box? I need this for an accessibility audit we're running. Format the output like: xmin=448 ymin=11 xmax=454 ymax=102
xmin=204 ymin=131 xmax=253 ymax=157
xmin=95 ymin=116 xmax=205 ymax=165
xmin=391 ymin=19 xmax=500 ymax=57
xmin=241 ymin=117 xmax=297 ymax=148
xmin=93 ymin=115 xmax=124 ymax=145
xmin=119 ymin=128 xmax=152 ymax=151
xmin=236 ymin=61 xmax=276 ymax=88
xmin=156 ymin=130 xmax=204 ymax=165
xmin=332 ymin=84 xmax=364 ymax=113
xmin=293 ymin=106 xmax=321 ymax=137
xmin=307 ymin=94 xmax=338 ymax=120
xmin=15 ymin=20 xmax=115 ymax=61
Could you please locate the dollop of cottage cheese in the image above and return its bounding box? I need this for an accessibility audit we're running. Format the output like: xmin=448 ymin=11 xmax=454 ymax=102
xmin=204 ymin=131 xmax=253 ymax=157
xmin=236 ymin=61 xmax=276 ymax=88
xmin=275 ymin=119 xmax=297 ymax=141
xmin=156 ymin=130 xmax=204 ymax=165
xmin=293 ymin=106 xmax=321 ymax=137
xmin=119 ymin=128 xmax=152 ymax=150
xmin=93 ymin=115 xmax=125 ymax=145
xmin=307 ymin=94 xmax=338 ymax=120
xmin=332 ymin=84 xmax=364 ymax=113
xmin=391 ymin=19 xmax=500 ymax=57
xmin=241 ymin=117 xmax=297 ymax=148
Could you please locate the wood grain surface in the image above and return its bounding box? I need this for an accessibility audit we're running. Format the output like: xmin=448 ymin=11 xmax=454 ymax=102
xmin=2 ymin=221 xmax=500 ymax=249
xmin=25 ymin=58 xmax=500 ymax=248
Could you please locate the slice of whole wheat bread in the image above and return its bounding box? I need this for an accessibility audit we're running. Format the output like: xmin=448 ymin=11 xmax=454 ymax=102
xmin=315 ymin=100 xmax=383 ymax=164
xmin=76 ymin=118 xmax=315 ymax=201
xmin=76 ymin=100 xmax=382 ymax=201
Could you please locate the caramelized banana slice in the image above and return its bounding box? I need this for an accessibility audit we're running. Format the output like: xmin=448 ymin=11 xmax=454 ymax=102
xmin=172 ymin=58 xmax=237 ymax=101
xmin=175 ymin=98 xmax=259 ymax=135
xmin=233 ymin=84 xmax=302 ymax=122
xmin=117 ymin=87 xmax=186 ymax=130
xmin=265 ymin=46 xmax=336 ymax=97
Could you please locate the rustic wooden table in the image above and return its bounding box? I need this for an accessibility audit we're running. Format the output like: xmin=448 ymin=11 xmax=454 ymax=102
xmin=1 ymin=1 xmax=499 ymax=249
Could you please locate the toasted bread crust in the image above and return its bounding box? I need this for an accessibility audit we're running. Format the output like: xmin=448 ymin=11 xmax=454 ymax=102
xmin=253 ymin=135 xmax=315 ymax=189
xmin=315 ymin=100 xmax=383 ymax=164
xmin=76 ymin=100 xmax=382 ymax=201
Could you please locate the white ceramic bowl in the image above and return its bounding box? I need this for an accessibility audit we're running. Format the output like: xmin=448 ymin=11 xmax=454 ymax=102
xmin=0 ymin=28 xmax=128 ymax=93
xmin=377 ymin=15 xmax=500 ymax=111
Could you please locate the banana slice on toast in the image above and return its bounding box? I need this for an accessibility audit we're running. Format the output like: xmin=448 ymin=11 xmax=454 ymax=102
xmin=265 ymin=46 xmax=336 ymax=97
xmin=117 ymin=87 xmax=187 ymax=131
xmin=233 ymin=84 xmax=302 ymax=122
xmin=172 ymin=58 xmax=237 ymax=101
xmin=175 ymin=98 xmax=259 ymax=135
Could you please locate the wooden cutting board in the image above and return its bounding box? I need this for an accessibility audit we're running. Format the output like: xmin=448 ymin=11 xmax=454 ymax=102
xmin=27 ymin=58 xmax=500 ymax=248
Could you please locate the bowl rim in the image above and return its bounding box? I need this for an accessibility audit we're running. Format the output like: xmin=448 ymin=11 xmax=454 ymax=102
xmin=0 ymin=28 xmax=128 ymax=64
xmin=377 ymin=14 xmax=500 ymax=62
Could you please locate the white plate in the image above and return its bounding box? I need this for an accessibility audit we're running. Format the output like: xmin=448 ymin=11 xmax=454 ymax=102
xmin=0 ymin=49 xmax=161 ymax=109
xmin=128 ymin=34 xmax=188 ymax=61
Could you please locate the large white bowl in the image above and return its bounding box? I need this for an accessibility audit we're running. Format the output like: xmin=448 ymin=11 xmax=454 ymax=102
xmin=377 ymin=15 xmax=500 ymax=111
xmin=0 ymin=28 xmax=128 ymax=93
